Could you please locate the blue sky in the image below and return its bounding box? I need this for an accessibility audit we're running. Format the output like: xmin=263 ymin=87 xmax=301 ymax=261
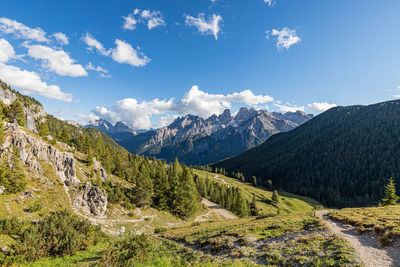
xmin=0 ymin=0 xmax=400 ymax=129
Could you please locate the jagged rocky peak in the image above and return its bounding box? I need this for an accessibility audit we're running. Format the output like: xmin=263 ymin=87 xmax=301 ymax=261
xmin=271 ymin=110 xmax=314 ymax=125
xmin=234 ymin=107 xmax=259 ymax=122
xmin=86 ymin=118 xmax=136 ymax=135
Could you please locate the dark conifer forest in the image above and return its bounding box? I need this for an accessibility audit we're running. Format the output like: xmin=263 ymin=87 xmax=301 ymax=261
xmin=213 ymin=100 xmax=400 ymax=207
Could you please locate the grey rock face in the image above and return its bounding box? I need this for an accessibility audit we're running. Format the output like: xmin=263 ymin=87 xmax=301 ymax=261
xmin=76 ymin=182 xmax=108 ymax=217
xmin=93 ymin=158 xmax=108 ymax=182
xmin=3 ymin=123 xmax=80 ymax=186
xmin=0 ymin=83 xmax=47 ymax=133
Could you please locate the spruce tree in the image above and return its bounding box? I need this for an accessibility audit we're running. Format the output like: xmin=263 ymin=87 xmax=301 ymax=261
xmin=380 ymin=177 xmax=399 ymax=206
xmin=133 ymin=164 xmax=153 ymax=207
xmin=9 ymin=100 xmax=26 ymax=127
xmin=250 ymin=194 xmax=259 ymax=216
xmin=0 ymin=118 xmax=4 ymax=145
xmin=38 ymin=122 xmax=50 ymax=137
xmin=234 ymin=188 xmax=249 ymax=217
xmin=252 ymin=176 xmax=257 ymax=186
xmin=272 ymin=190 xmax=280 ymax=205
xmin=174 ymin=167 xmax=198 ymax=218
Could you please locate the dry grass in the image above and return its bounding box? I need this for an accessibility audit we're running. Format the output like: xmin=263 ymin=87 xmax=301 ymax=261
xmin=328 ymin=205 xmax=400 ymax=246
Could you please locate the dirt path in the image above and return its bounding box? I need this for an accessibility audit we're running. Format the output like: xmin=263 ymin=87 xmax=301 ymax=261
xmin=197 ymin=198 xmax=237 ymax=221
xmin=316 ymin=210 xmax=400 ymax=267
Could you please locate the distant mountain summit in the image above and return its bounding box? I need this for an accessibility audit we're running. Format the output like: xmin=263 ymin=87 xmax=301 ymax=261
xmin=86 ymin=119 xmax=137 ymax=135
xmin=90 ymin=108 xmax=313 ymax=165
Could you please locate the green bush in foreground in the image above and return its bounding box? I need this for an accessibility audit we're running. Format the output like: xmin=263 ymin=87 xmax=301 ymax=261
xmin=102 ymin=233 xmax=204 ymax=267
xmin=0 ymin=210 xmax=104 ymax=264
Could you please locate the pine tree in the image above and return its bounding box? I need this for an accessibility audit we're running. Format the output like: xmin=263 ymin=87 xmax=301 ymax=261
xmin=0 ymin=118 xmax=4 ymax=145
xmin=252 ymin=176 xmax=257 ymax=186
xmin=60 ymin=127 xmax=70 ymax=144
xmin=133 ymin=164 xmax=153 ymax=207
xmin=9 ymin=100 xmax=25 ymax=127
xmin=250 ymin=194 xmax=259 ymax=216
xmin=272 ymin=190 xmax=280 ymax=205
xmin=267 ymin=179 xmax=273 ymax=190
xmin=234 ymin=188 xmax=249 ymax=217
xmin=174 ymin=167 xmax=198 ymax=218
xmin=38 ymin=122 xmax=50 ymax=137
xmin=380 ymin=177 xmax=399 ymax=206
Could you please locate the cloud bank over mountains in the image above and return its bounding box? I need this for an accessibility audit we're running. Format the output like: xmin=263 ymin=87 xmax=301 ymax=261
xmin=91 ymin=85 xmax=335 ymax=130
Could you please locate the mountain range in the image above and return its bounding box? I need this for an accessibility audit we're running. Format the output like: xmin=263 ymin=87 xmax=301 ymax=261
xmin=213 ymin=100 xmax=400 ymax=207
xmin=86 ymin=108 xmax=313 ymax=165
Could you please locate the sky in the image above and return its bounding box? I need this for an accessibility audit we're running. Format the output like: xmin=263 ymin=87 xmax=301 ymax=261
xmin=0 ymin=0 xmax=400 ymax=130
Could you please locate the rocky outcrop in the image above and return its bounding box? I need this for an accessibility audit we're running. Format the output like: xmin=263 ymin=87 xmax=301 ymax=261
xmin=93 ymin=158 xmax=108 ymax=182
xmin=0 ymin=81 xmax=47 ymax=133
xmin=2 ymin=123 xmax=80 ymax=186
xmin=74 ymin=182 xmax=108 ymax=217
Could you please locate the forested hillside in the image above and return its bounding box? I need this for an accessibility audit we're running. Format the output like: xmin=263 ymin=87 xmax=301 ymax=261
xmin=213 ymin=100 xmax=400 ymax=207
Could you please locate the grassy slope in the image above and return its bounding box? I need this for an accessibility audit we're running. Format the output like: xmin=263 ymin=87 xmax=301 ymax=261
xmin=194 ymin=170 xmax=318 ymax=215
xmin=328 ymin=205 xmax=400 ymax=246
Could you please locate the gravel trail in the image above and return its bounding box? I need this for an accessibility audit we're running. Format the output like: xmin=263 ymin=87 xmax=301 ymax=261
xmin=316 ymin=210 xmax=400 ymax=267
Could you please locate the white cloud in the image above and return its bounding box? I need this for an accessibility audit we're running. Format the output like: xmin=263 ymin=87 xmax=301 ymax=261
xmin=158 ymin=114 xmax=179 ymax=128
xmin=0 ymin=39 xmax=16 ymax=63
xmin=86 ymin=62 xmax=108 ymax=73
xmin=274 ymin=103 xmax=305 ymax=113
xmin=122 ymin=15 xmax=137 ymax=30
xmin=185 ymin=14 xmax=222 ymax=40
xmin=110 ymin=39 xmax=150 ymax=67
xmin=394 ymin=94 xmax=400 ymax=98
xmin=174 ymin=86 xmax=273 ymax=118
xmin=306 ymin=102 xmax=337 ymax=112
xmin=82 ymin=32 xmax=110 ymax=56
xmin=53 ymin=32 xmax=69 ymax=45
xmin=264 ymin=0 xmax=275 ymax=7
xmin=0 ymin=17 xmax=49 ymax=42
xmin=78 ymin=113 xmax=99 ymax=123
xmin=92 ymin=86 xmax=274 ymax=129
xmin=93 ymin=97 xmax=173 ymax=129
xmin=266 ymin=27 xmax=301 ymax=50
xmin=27 ymin=44 xmax=87 ymax=77
xmin=0 ymin=62 xmax=72 ymax=102
xmin=122 ymin=9 xmax=165 ymax=31
xmin=86 ymin=62 xmax=110 ymax=78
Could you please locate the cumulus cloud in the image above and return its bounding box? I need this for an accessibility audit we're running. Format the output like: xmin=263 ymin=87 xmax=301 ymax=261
xmin=185 ymin=14 xmax=222 ymax=40
xmin=27 ymin=44 xmax=87 ymax=77
xmin=53 ymin=32 xmax=69 ymax=45
xmin=91 ymin=86 xmax=274 ymax=129
xmin=0 ymin=39 xmax=16 ymax=63
xmin=266 ymin=27 xmax=301 ymax=50
xmin=123 ymin=9 xmax=165 ymax=31
xmin=0 ymin=17 xmax=49 ymax=42
xmin=306 ymin=102 xmax=337 ymax=112
xmin=174 ymin=86 xmax=273 ymax=118
xmin=158 ymin=114 xmax=179 ymax=128
xmin=93 ymin=97 xmax=173 ymax=129
xmin=0 ymin=63 xmax=72 ymax=102
xmin=82 ymin=32 xmax=110 ymax=56
xmin=274 ymin=103 xmax=305 ymax=113
xmin=110 ymin=39 xmax=150 ymax=67
xmin=82 ymin=34 xmax=150 ymax=67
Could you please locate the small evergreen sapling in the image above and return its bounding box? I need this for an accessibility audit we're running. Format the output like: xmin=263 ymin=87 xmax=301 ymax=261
xmin=380 ymin=177 xmax=399 ymax=206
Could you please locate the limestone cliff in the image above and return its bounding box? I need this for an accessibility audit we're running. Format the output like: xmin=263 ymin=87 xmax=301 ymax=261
xmin=0 ymin=122 xmax=108 ymax=217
